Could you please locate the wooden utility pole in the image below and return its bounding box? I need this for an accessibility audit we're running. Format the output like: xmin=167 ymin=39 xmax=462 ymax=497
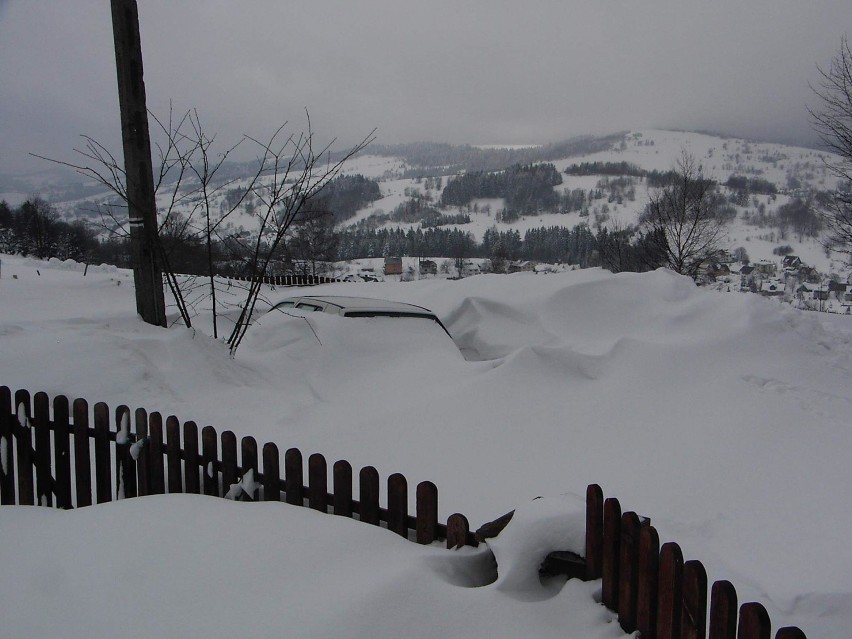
xmin=110 ymin=0 xmax=166 ymax=326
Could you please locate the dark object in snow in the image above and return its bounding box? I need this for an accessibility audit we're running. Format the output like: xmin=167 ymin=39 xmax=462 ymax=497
xmin=540 ymin=550 xmax=587 ymax=581
xmin=474 ymin=509 xmax=515 ymax=543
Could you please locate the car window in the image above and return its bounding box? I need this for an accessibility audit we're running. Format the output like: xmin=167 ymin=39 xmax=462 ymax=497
xmin=296 ymin=302 xmax=323 ymax=312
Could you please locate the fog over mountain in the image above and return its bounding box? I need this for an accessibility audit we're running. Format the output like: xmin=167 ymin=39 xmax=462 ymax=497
xmin=0 ymin=0 xmax=849 ymax=173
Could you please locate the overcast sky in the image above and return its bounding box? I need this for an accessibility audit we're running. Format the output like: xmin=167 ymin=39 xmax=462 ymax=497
xmin=0 ymin=1 xmax=849 ymax=173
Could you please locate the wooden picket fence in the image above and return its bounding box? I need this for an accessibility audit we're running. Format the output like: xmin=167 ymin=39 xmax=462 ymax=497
xmin=0 ymin=387 xmax=474 ymax=548
xmin=0 ymin=386 xmax=811 ymax=638
xmin=225 ymin=273 xmax=345 ymax=287
xmin=584 ymin=485 xmax=807 ymax=639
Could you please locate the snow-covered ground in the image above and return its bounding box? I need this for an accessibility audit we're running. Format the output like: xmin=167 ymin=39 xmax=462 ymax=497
xmin=2 ymin=253 xmax=852 ymax=637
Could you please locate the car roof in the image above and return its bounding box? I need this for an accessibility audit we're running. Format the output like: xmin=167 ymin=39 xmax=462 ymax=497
xmin=283 ymin=295 xmax=436 ymax=314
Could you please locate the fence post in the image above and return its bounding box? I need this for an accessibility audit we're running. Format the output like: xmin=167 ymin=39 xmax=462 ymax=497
xmin=709 ymin=580 xmax=738 ymax=639
xmin=73 ymin=398 xmax=92 ymax=507
xmin=0 ymin=386 xmax=16 ymax=505
xmin=183 ymin=421 xmax=200 ymax=495
xmin=446 ymin=513 xmax=470 ymax=549
xmin=388 ymin=473 xmax=408 ymax=538
xmin=359 ymin=466 xmax=380 ymax=525
xmin=221 ymin=431 xmax=238 ymax=496
xmin=658 ymin=542 xmax=685 ymax=639
xmin=602 ymin=497 xmax=622 ymax=609
xmin=416 ymin=481 xmax=438 ymax=544
xmin=682 ymin=560 xmax=708 ymax=639
xmin=241 ymin=436 xmax=258 ymax=501
xmin=14 ymin=389 xmax=34 ymax=506
xmin=618 ymin=511 xmax=641 ymax=633
xmin=166 ymin=416 xmax=182 ymax=494
xmin=53 ymin=395 xmax=72 ymax=509
xmin=135 ymin=408 xmax=149 ymax=497
xmin=93 ymin=402 xmax=112 ymax=504
xmin=585 ymin=484 xmax=604 ymax=580
xmin=637 ymin=524 xmax=661 ymax=638
xmin=775 ymin=628 xmax=806 ymax=639
xmin=284 ymin=448 xmax=303 ymax=506
xmin=738 ymin=602 xmax=771 ymax=639
xmin=33 ymin=392 xmax=52 ymax=506
xmin=333 ymin=460 xmax=353 ymax=517
xmin=148 ymin=412 xmax=165 ymax=495
xmin=262 ymin=442 xmax=280 ymax=501
xmin=201 ymin=425 xmax=218 ymax=497
xmin=115 ymin=405 xmax=136 ymax=499
xmin=308 ymin=453 xmax=328 ymax=512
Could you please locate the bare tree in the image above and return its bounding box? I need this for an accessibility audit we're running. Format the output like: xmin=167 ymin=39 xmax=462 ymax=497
xmin=640 ymin=151 xmax=726 ymax=280
xmin=810 ymin=35 xmax=852 ymax=264
xmin=36 ymin=108 xmax=373 ymax=352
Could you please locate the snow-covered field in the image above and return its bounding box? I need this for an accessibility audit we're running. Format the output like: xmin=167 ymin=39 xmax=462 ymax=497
xmin=2 ymin=253 xmax=852 ymax=637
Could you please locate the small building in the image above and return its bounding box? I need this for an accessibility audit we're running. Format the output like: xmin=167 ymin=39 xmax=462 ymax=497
xmin=507 ymin=261 xmax=536 ymax=274
xmin=419 ymin=260 xmax=438 ymax=276
xmin=759 ymin=280 xmax=784 ymax=297
xmin=782 ymin=255 xmax=802 ymax=269
xmin=384 ymin=256 xmax=403 ymax=276
xmin=753 ymin=260 xmax=777 ymax=276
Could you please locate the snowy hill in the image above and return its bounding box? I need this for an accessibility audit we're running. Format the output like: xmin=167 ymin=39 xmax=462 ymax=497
xmin=6 ymin=129 xmax=845 ymax=281
xmin=1 ymin=253 xmax=852 ymax=637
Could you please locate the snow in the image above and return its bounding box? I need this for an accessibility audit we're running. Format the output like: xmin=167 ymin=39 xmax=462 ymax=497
xmin=2 ymin=252 xmax=852 ymax=637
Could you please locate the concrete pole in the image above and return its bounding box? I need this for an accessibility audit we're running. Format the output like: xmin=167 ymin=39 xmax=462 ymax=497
xmin=110 ymin=0 xmax=166 ymax=327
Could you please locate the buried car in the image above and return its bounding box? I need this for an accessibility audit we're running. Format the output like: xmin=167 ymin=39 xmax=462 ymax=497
xmin=268 ymin=295 xmax=452 ymax=336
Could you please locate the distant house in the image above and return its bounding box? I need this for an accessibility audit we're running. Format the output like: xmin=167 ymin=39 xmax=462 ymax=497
xmin=384 ymin=257 xmax=403 ymax=275
xmin=753 ymin=260 xmax=777 ymax=276
xmin=798 ymin=265 xmax=821 ymax=284
xmin=782 ymin=255 xmax=802 ymax=270
xmin=508 ymin=261 xmax=536 ymax=274
xmin=828 ymin=280 xmax=848 ymax=299
xmin=759 ymin=280 xmax=784 ymax=297
xmin=461 ymin=260 xmax=482 ymax=277
xmin=419 ymin=260 xmax=438 ymax=276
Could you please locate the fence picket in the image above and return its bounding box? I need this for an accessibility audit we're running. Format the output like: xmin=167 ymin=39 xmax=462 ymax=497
xmin=33 ymin=392 xmax=52 ymax=506
xmin=242 ymin=437 xmax=258 ymax=501
xmin=183 ymin=422 xmax=200 ymax=495
xmin=0 ymin=387 xmax=15 ymax=504
xmin=201 ymin=425 xmax=218 ymax=497
xmin=221 ymin=431 xmax=238 ymax=497
xmin=263 ymin=443 xmax=280 ymax=501
xmin=308 ymin=453 xmax=327 ymax=512
xmin=446 ymin=513 xmax=470 ymax=549
xmin=658 ymin=542 xmax=685 ymax=639
xmin=53 ymin=395 xmax=72 ymax=509
xmin=637 ymin=524 xmax=660 ymax=638
xmin=73 ymin=398 xmax=91 ymax=507
xmin=284 ymin=448 xmax=303 ymax=506
xmin=709 ymin=580 xmax=738 ymax=639
xmin=387 ymin=473 xmax=408 ymax=537
xmin=682 ymin=560 xmax=708 ymax=639
xmin=333 ymin=460 xmax=353 ymax=517
xmin=93 ymin=402 xmax=111 ymax=504
xmin=738 ymin=602 xmax=771 ymax=639
xmin=115 ymin=405 xmax=136 ymax=499
xmin=602 ymin=497 xmax=622 ymax=609
xmin=134 ymin=408 xmax=149 ymax=497
xmin=416 ymin=481 xmax=438 ymax=545
xmin=14 ymin=389 xmax=34 ymax=506
xmin=585 ymin=484 xmax=604 ymax=580
xmin=618 ymin=511 xmax=641 ymax=633
xmin=166 ymin=416 xmax=182 ymax=494
xmin=775 ymin=628 xmax=806 ymax=639
xmin=359 ymin=466 xmax=380 ymax=525
xmin=148 ymin=412 xmax=165 ymax=495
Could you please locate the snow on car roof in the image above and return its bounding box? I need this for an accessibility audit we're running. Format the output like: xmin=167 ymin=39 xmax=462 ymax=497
xmin=283 ymin=295 xmax=435 ymax=313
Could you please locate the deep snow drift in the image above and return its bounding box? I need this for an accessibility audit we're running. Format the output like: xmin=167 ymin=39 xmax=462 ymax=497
xmin=2 ymin=253 xmax=852 ymax=637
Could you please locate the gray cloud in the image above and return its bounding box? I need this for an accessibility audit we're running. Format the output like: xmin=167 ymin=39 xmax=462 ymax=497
xmin=1 ymin=0 xmax=848 ymax=173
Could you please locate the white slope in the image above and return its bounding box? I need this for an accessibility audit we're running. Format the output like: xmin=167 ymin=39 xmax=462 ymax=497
xmin=2 ymin=253 xmax=852 ymax=637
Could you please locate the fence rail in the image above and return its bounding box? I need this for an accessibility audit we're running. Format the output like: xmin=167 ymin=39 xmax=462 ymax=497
xmin=0 ymin=386 xmax=474 ymax=548
xmin=0 ymin=386 xmax=810 ymax=638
